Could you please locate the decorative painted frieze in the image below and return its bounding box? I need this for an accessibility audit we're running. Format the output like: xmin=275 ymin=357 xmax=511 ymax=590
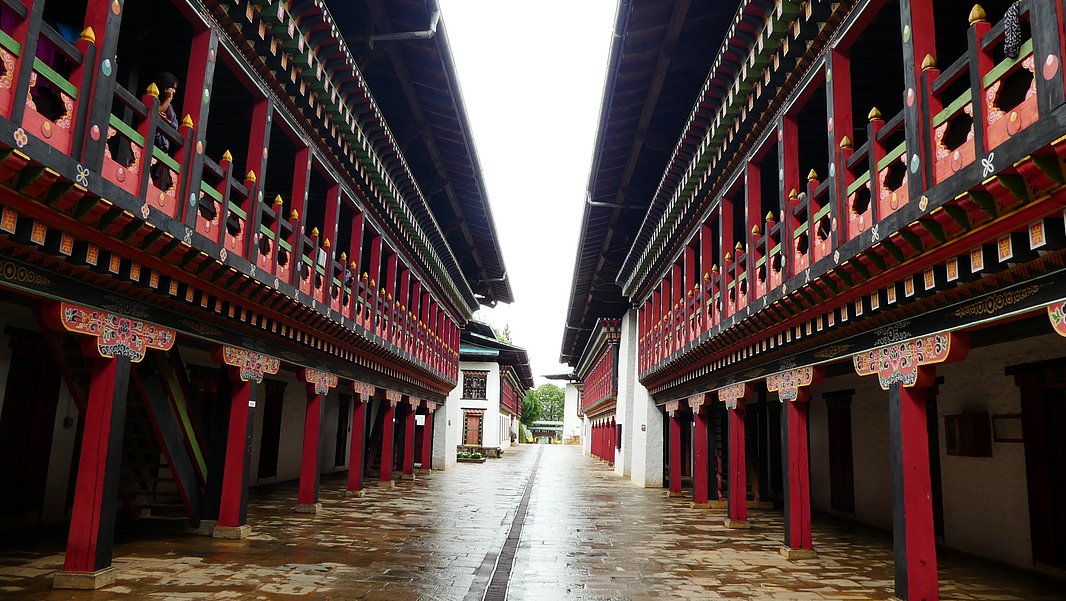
xmin=57 ymin=302 xmax=175 ymax=362
xmin=384 ymin=389 xmax=402 ymax=406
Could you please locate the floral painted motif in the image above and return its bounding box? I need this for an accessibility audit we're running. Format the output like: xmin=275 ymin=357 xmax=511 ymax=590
xmin=664 ymin=399 xmax=681 ymax=415
xmin=687 ymin=392 xmax=710 ymax=411
xmin=220 ymin=345 xmax=280 ymax=383
xmin=12 ymin=127 xmax=27 ymax=148
xmin=853 ymin=331 xmax=963 ymax=390
xmin=384 ymin=389 xmax=402 ymax=406
xmin=303 ymin=368 xmax=338 ymax=394
xmin=1049 ymin=301 xmax=1066 ymax=337
xmin=58 ymin=302 xmax=175 ymax=362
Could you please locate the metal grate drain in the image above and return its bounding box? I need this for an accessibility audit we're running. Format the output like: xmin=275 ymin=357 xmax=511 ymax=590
xmin=482 ymin=446 xmax=544 ymax=601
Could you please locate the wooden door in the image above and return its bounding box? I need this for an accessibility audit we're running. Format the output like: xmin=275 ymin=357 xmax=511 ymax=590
xmin=463 ymin=412 xmax=481 ymax=446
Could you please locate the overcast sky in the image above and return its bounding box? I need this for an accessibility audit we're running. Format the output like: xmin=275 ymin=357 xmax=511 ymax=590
xmin=437 ymin=1 xmax=618 ymax=384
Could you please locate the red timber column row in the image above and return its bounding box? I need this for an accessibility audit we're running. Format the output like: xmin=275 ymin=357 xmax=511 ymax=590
xmin=296 ymin=369 xmax=339 ymax=514
xmin=718 ymin=382 xmax=754 ymax=529
xmin=419 ymin=400 xmax=437 ymax=474
xmin=50 ymin=303 xmax=176 ymax=590
xmin=853 ymin=331 xmax=969 ymax=601
xmin=213 ymin=346 xmax=280 ymax=540
xmin=378 ymin=389 xmax=402 ymax=487
xmin=665 ymin=400 xmax=684 ymax=498
xmin=767 ymin=366 xmax=825 ymax=560
xmin=346 ymin=380 xmax=376 ymax=497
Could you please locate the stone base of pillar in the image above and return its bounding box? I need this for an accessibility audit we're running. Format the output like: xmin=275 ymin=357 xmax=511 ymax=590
xmin=416 ymin=469 xmax=432 ymax=475
xmin=689 ymin=502 xmax=710 ymax=510
xmin=723 ymin=519 xmax=751 ymax=529
xmin=747 ymin=501 xmax=773 ymax=509
xmin=708 ymin=500 xmax=728 ymax=510
xmin=52 ymin=567 xmax=117 ymax=590
xmin=392 ymin=471 xmax=403 ymax=479
xmin=400 ymin=473 xmax=416 ymax=480
xmin=194 ymin=519 xmax=217 ymax=536
xmin=779 ymin=546 xmax=818 ymax=560
xmin=665 ymin=491 xmax=686 ymax=498
xmin=374 ymin=480 xmax=396 ymax=488
xmin=344 ymin=489 xmax=366 ymax=498
xmin=294 ymin=502 xmax=322 ymax=514
xmin=212 ymin=524 xmax=252 ymax=540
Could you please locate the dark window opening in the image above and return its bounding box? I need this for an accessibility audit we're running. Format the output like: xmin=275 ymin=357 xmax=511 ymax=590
xmin=851 ymin=186 xmax=871 ymax=215
xmin=756 ymin=141 xmax=781 ymax=224
xmin=202 ymin=56 xmax=257 ymax=173
xmin=795 ymin=83 xmax=830 ymax=183
xmin=994 ymin=67 xmax=1035 ymax=113
xmin=941 ymin=112 xmax=974 ymax=151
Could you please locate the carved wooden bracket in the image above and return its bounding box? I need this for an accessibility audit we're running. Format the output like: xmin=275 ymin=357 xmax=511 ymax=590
xmin=766 ymin=366 xmax=824 ymax=402
xmin=384 ymin=389 xmax=402 ymax=406
xmin=215 ymin=345 xmax=280 ymax=383
xmin=351 ymin=380 xmax=375 ymax=399
xmin=687 ymin=392 xmax=711 ymax=411
xmin=302 ymin=368 xmax=338 ymax=395
xmin=853 ymin=331 xmax=969 ymax=390
xmin=56 ymin=302 xmax=175 ymax=362
xmin=717 ymin=382 xmax=754 ymax=410
xmin=664 ymin=399 xmax=681 ymax=415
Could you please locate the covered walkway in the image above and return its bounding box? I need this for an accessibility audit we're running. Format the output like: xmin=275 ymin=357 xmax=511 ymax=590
xmin=0 ymin=445 xmax=1061 ymax=599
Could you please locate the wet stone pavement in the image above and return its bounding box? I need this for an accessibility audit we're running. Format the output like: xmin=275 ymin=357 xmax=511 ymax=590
xmin=0 ymin=444 xmax=1064 ymax=600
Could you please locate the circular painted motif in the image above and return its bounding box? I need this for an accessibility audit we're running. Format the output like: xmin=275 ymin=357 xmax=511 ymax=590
xmin=902 ymin=25 xmax=911 ymax=43
xmin=157 ymin=192 xmax=166 ymax=207
xmin=111 ymin=0 xmax=120 ymax=15
xmin=827 ymin=117 xmax=833 ymax=132
xmin=828 ymin=163 xmax=836 ymax=178
xmin=196 ymin=140 xmax=203 ymax=154
xmin=910 ymin=154 xmax=920 ymax=173
xmin=1044 ymin=55 xmax=1059 ymax=80
xmin=101 ymin=58 xmax=112 ymax=77
xmin=190 ymin=193 xmax=197 ymax=206
xmin=907 ymin=88 xmax=915 ymax=107
xmin=116 ymin=167 xmax=126 ymax=182
xmin=90 ymin=124 xmax=100 ymax=140
xmin=40 ymin=121 xmax=52 ymax=138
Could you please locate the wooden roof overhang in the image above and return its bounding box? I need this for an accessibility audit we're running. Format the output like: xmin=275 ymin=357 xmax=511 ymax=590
xmin=460 ymin=321 xmax=534 ymax=389
xmin=572 ymin=318 xmax=621 ymax=382
xmin=328 ymin=0 xmax=512 ymax=307
xmin=618 ymin=0 xmax=835 ymax=300
xmin=220 ymin=0 xmax=508 ymax=318
xmin=560 ymin=0 xmax=742 ymax=365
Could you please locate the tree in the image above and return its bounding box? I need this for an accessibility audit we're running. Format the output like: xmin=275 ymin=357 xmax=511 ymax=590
xmin=493 ymin=324 xmax=512 ymax=344
xmin=520 ymin=390 xmax=540 ymax=427
xmin=531 ymin=383 xmax=564 ymax=421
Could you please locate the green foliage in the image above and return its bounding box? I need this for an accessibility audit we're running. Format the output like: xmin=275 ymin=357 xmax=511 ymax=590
xmin=520 ymin=390 xmax=541 ymax=427
xmin=457 ymin=451 xmax=483 ymax=460
xmin=493 ymin=324 xmax=512 ymax=344
xmin=535 ymin=383 xmax=565 ymax=421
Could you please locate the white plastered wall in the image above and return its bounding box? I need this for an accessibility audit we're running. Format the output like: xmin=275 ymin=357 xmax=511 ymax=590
xmin=563 ymin=383 xmax=581 ymax=441
xmin=621 ymin=309 xmax=663 ymax=487
xmin=445 ymin=360 xmax=502 ymax=450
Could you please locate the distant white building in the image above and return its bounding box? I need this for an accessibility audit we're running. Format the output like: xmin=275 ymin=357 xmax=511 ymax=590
xmin=444 ymin=321 xmax=533 ymax=459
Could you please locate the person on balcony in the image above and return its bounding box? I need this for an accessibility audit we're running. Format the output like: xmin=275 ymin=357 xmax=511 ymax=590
xmin=150 ymin=72 xmax=180 ymax=191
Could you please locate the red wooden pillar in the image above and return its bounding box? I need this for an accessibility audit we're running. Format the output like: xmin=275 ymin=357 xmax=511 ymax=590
xmin=607 ymin=419 xmax=615 ymax=465
xmin=51 ymin=304 xmax=177 ymax=589
xmin=346 ymin=382 xmax=374 ymax=496
xmin=768 ymin=367 xmax=824 ymax=559
xmin=297 ymin=369 xmax=337 ymax=513
xmin=378 ymin=390 xmax=399 ymax=486
xmin=420 ymin=401 xmax=436 ymax=472
xmin=402 ymin=398 xmax=417 ymax=479
xmin=719 ymin=383 xmax=753 ymax=528
xmin=213 ymin=346 xmax=279 ymax=539
xmin=691 ymin=394 xmax=710 ymax=508
xmin=58 ymin=355 xmax=130 ymax=589
xmin=667 ymin=402 xmax=683 ymax=497
xmin=854 ymin=331 xmax=968 ymax=601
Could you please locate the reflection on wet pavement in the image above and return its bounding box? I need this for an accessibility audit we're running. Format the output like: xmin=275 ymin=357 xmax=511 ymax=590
xmin=0 ymin=444 xmax=1063 ymax=600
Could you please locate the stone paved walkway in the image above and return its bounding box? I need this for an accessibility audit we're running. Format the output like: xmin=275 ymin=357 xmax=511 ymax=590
xmin=0 ymin=444 xmax=1063 ymax=600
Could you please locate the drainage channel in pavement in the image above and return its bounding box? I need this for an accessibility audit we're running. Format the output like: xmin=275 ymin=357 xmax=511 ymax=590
xmin=466 ymin=445 xmax=544 ymax=601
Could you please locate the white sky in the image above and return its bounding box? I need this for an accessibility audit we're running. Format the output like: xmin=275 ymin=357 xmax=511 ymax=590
xmin=437 ymin=1 xmax=618 ymax=384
